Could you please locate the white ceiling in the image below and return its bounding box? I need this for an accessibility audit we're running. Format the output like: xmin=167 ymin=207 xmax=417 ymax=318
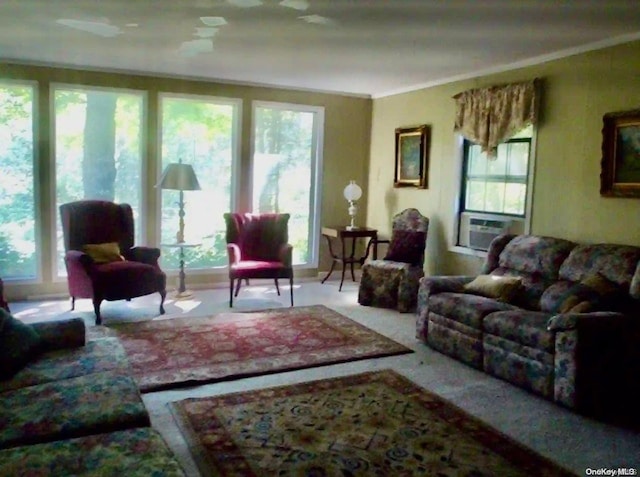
xmin=1 ymin=1 xmax=640 ymax=98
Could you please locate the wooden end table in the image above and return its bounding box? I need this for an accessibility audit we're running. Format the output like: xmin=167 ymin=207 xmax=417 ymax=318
xmin=321 ymin=226 xmax=378 ymax=291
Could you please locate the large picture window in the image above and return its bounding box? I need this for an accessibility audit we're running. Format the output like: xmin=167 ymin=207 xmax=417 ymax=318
xmin=0 ymin=82 xmax=37 ymax=280
xmin=54 ymin=86 xmax=145 ymax=276
xmin=159 ymin=94 xmax=240 ymax=270
xmin=252 ymin=102 xmax=324 ymax=267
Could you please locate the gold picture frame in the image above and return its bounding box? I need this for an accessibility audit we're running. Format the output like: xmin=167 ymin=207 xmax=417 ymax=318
xmin=394 ymin=124 xmax=430 ymax=189
xmin=600 ymin=108 xmax=640 ymax=197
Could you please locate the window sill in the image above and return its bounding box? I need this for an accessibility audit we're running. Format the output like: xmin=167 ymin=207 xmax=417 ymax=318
xmin=448 ymin=245 xmax=488 ymax=259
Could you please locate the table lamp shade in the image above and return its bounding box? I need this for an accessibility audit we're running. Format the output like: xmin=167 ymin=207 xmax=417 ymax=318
xmin=343 ymin=180 xmax=362 ymax=202
xmin=157 ymin=163 xmax=201 ymax=191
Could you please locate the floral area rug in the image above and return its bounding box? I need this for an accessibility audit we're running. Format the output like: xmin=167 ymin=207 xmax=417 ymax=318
xmin=171 ymin=370 xmax=575 ymax=477
xmin=96 ymin=305 xmax=412 ymax=392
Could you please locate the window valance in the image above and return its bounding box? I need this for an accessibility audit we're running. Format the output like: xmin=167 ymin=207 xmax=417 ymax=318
xmin=453 ymin=79 xmax=539 ymax=158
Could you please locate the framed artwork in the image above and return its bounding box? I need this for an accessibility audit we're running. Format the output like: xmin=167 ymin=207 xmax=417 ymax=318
xmin=394 ymin=124 xmax=430 ymax=189
xmin=600 ymin=108 xmax=640 ymax=197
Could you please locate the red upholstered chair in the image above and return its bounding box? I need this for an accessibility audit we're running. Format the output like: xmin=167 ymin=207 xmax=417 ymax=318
xmin=223 ymin=213 xmax=294 ymax=307
xmin=60 ymin=200 xmax=166 ymax=324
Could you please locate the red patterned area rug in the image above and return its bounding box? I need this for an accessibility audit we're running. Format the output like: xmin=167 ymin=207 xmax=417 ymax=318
xmin=100 ymin=305 xmax=412 ymax=392
xmin=171 ymin=370 xmax=576 ymax=477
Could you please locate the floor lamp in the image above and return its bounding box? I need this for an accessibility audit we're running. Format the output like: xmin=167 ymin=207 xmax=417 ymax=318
xmin=157 ymin=162 xmax=201 ymax=297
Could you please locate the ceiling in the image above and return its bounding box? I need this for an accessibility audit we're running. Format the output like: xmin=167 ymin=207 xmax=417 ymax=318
xmin=1 ymin=1 xmax=640 ymax=98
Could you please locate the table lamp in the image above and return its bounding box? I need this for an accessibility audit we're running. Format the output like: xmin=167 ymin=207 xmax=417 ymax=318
xmin=343 ymin=180 xmax=362 ymax=230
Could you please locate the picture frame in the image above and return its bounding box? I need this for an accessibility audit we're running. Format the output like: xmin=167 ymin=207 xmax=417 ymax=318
xmin=394 ymin=124 xmax=430 ymax=189
xmin=600 ymin=108 xmax=640 ymax=197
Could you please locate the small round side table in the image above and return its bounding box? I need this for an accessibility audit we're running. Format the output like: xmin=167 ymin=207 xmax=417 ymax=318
xmin=161 ymin=242 xmax=201 ymax=299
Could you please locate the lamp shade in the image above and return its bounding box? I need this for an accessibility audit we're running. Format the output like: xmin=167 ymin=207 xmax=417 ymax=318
xmin=157 ymin=163 xmax=201 ymax=191
xmin=343 ymin=180 xmax=362 ymax=201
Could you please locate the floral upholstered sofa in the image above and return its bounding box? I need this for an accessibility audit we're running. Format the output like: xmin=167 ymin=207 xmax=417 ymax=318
xmin=0 ymin=312 xmax=185 ymax=476
xmin=417 ymin=234 xmax=640 ymax=421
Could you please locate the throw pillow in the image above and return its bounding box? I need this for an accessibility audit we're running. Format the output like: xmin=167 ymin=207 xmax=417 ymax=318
xmin=555 ymin=273 xmax=622 ymax=314
xmin=83 ymin=242 xmax=125 ymax=264
xmin=0 ymin=308 xmax=42 ymax=380
xmin=463 ymin=274 xmax=523 ymax=302
xmin=384 ymin=230 xmax=426 ymax=265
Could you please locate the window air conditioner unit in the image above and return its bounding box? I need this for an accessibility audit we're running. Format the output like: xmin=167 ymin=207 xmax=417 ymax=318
xmin=468 ymin=217 xmax=512 ymax=251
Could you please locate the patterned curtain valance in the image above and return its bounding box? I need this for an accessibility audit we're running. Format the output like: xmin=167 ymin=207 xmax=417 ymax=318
xmin=453 ymin=79 xmax=539 ymax=158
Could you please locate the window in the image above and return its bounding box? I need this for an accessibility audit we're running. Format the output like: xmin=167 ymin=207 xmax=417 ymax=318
xmin=0 ymin=82 xmax=37 ymax=280
xmin=461 ymin=126 xmax=532 ymax=216
xmin=159 ymin=94 xmax=240 ymax=270
xmin=252 ymin=102 xmax=324 ymax=266
xmin=54 ymin=86 xmax=145 ymax=276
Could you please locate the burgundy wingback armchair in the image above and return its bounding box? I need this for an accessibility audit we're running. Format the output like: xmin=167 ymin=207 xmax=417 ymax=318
xmin=60 ymin=200 xmax=166 ymax=324
xmin=223 ymin=212 xmax=294 ymax=307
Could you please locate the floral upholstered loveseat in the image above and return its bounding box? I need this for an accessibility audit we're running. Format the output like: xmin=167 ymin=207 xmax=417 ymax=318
xmin=417 ymin=234 xmax=640 ymax=421
xmin=0 ymin=312 xmax=185 ymax=475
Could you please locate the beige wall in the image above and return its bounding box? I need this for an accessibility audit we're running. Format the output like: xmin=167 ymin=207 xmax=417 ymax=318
xmin=0 ymin=63 xmax=372 ymax=299
xmin=367 ymin=40 xmax=640 ymax=277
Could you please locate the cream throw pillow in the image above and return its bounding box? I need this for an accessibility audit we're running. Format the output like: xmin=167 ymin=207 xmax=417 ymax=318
xmin=464 ymin=274 xmax=522 ymax=302
xmin=82 ymin=242 xmax=125 ymax=264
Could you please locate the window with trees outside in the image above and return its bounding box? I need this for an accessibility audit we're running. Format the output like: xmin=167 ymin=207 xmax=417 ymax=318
xmin=159 ymin=94 xmax=240 ymax=270
xmin=460 ymin=126 xmax=533 ymax=216
xmin=0 ymin=82 xmax=37 ymax=280
xmin=54 ymin=86 xmax=145 ymax=276
xmin=252 ymin=102 xmax=324 ymax=266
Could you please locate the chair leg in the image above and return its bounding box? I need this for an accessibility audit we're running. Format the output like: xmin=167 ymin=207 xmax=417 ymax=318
xmin=229 ymin=278 xmax=234 ymax=307
xmin=235 ymin=278 xmax=242 ymax=297
xmin=159 ymin=290 xmax=166 ymax=315
xmin=274 ymin=279 xmax=281 ymax=295
xmin=70 ymin=296 xmax=75 ymax=311
xmin=289 ymin=276 xmax=294 ymax=307
xmin=92 ymin=298 xmax=103 ymax=325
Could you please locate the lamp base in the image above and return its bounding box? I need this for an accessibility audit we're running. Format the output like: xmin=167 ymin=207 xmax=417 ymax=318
xmin=173 ymin=289 xmax=195 ymax=300
xmin=345 ymin=225 xmax=359 ymax=231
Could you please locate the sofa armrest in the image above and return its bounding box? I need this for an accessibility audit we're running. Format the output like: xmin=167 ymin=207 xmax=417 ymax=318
xmin=30 ymin=317 xmax=86 ymax=352
xmin=547 ymin=311 xmax=631 ymax=332
xmin=124 ymin=246 xmax=161 ymax=265
xmin=552 ymin=311 xmax=640 ymax=418
xmin=416 ymin=275 xmax=475 ymax=343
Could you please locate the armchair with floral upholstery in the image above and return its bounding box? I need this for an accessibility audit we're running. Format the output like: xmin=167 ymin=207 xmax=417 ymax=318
xmin=59 ymin=200 xmax=166 ymax=324
xmin=358 ymin=208 xmax=429 ymax=312
xmin=223 ymin=212 xmax=294 ymax=307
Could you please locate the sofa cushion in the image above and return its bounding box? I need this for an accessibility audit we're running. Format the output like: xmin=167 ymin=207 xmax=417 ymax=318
xmin=488 ymin=236 xmax=576 ymax=310
xmin=559 ymin=243 xmax=640 ymax=288
xmin=497 ymin=235 xmax=576 ymax=277
xmin=483 ymin=310 xmax=555 ymax=352
xmin=0 ymin=338 xmax=131 ymax=392
xmin=0 ymin=428 xmax=185 ymax=477
xmin=0 ymin=309 xmax=42 ymax=380
xmin=463 ymin=275 xmax=522 ymax=302
xmin=384 ymin=230 xmax=426 ymax=265
xmin=0 ymin=371 xmax=149 ymax=449
xmin=540 ymin=274 xmax=624 ymax=314
xmin=429 ymin=292 xmax=517 ymax=329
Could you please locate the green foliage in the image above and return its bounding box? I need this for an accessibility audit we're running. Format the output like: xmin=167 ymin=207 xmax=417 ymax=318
xmin=1 ymin=84 xmax=320 ymax=279
xmin=0 ymin=83 xmax=36 ymax=278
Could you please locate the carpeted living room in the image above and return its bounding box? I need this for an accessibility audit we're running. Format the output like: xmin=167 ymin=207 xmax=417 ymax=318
xmin=4 ymin=277 xmax=639 ymax=476
xmin=2 ymin=2 xmax=640 ymax=476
